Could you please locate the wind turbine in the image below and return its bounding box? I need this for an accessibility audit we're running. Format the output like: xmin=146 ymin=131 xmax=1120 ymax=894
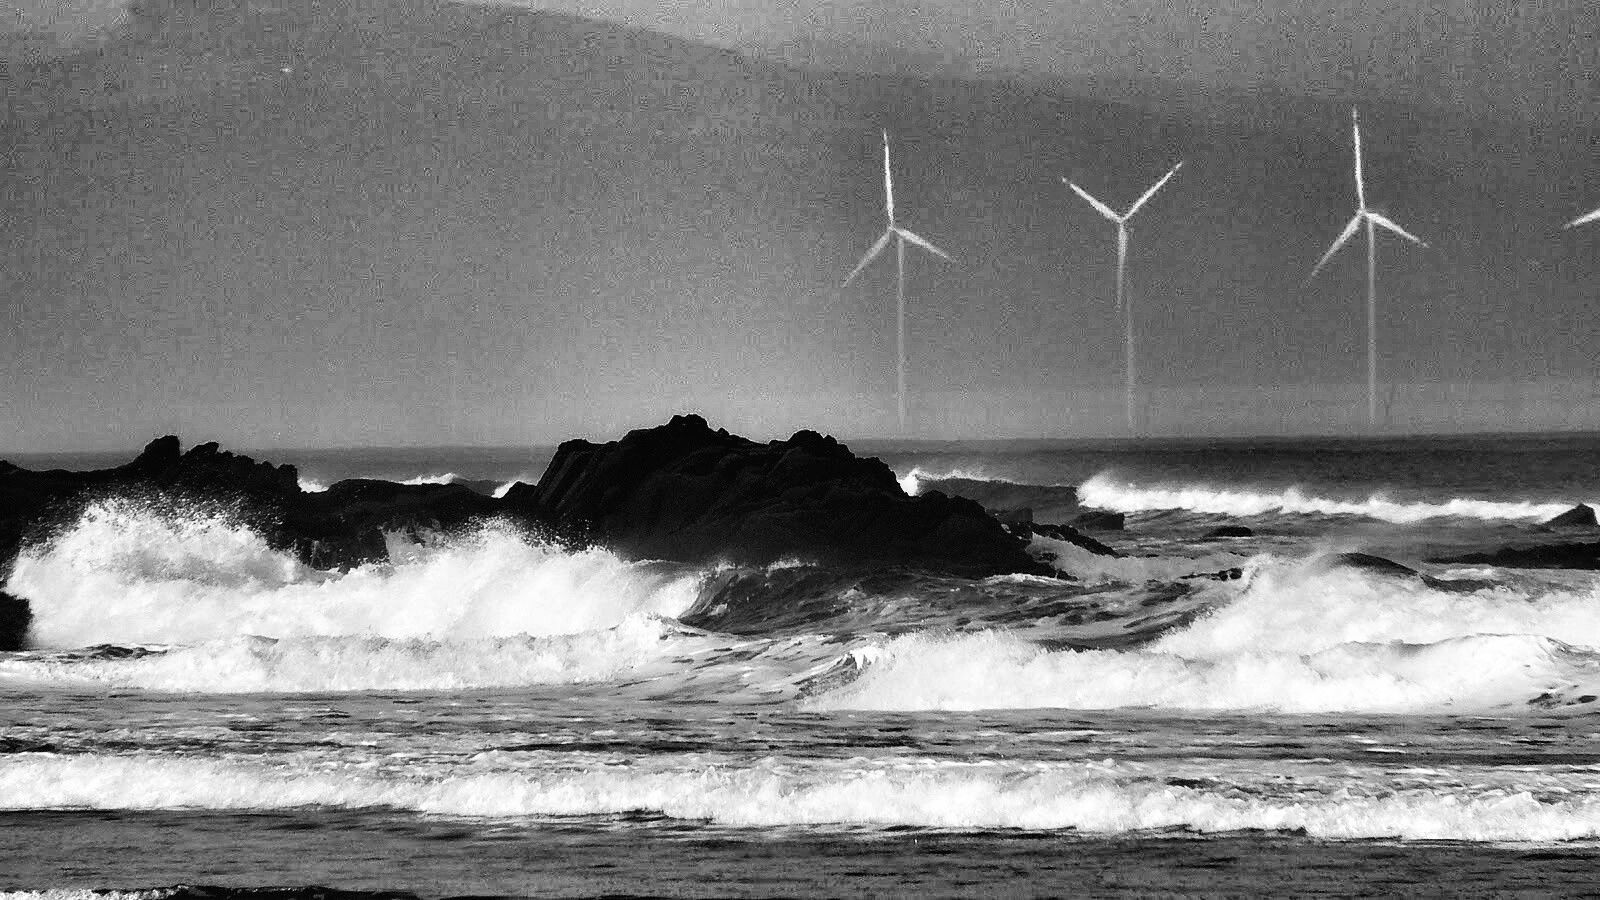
xmin=1566 ymin=206 xmax=1600 ymax=229
xmin=1062 ymin=161 xmax=1182 ymax=434
xmin=1306 ymin=107 xmax=1429 ymax=429
xmin=843 ymin=129 xmax=952 ymax=432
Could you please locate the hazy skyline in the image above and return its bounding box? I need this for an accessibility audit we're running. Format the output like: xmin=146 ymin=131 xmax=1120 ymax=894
xmin=2 ymin=0 xmax=1599 ymax=452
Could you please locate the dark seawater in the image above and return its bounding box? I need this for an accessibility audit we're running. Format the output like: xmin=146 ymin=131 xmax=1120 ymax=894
xmin=7 ymin=432 xmax=1600 ymax=896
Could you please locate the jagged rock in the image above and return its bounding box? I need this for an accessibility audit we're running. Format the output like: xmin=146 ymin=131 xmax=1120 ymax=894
xmin=1204 ymin=525 xmax=1254 ymax=538
xmin=1009 ymin=521 xmax=1122 ymax=559
xmin=1544 ymin=504 xmax=1597 ymax=528
xmin=1070 ymin=510 xmax=1125 ymax=531
xmin=505 ymin=414 xmax=1044 ymax=576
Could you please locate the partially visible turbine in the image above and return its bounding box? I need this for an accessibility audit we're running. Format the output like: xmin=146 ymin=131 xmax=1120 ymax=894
xmin=1062 ymin=161 xmax=1182 ymax=434
xmin=1566 ymin=206 xmax=1600 ymax=230
xmin=1306 ymin=107 xmax=1428 ymax=429
xmin=843 ymin=130 xmax=953 ymax=433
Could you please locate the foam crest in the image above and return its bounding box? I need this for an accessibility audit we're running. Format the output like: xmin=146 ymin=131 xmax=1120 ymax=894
xmin=1079 ymin=472 xmax=1579 ymax=524
xmin=0 ymin=620 xmax=683 ymax=692
xmin=6 ymin=499 xmax=705 ymax=647
xmin=1156 ymin=558 xmax=1600 ymax=658
xmin=896 ymin=466 xmax=1012 ymax=497
xmin=7 ymin=753 xmax=1600 ymax=841
xmin=808 ymin=629 xmax=1600 ymax=714
xmin=397 ymin=472 xmax=460 ymax=486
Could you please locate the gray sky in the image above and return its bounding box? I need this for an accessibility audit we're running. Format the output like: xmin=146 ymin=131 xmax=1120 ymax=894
xmin=2 ymin=0 xmax=1598 ymax=451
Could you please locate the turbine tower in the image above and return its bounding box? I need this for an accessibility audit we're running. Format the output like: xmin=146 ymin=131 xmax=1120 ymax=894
xmin=1062 ymin=161 xmax=1182 ymax=434
xmin=843 ymin=130 xmax=952 ymax=433
xmin=1307 ymin=107 xmax=1429 ymax=429
xmin=1566 ymin=206 xmax=1600 ymax=229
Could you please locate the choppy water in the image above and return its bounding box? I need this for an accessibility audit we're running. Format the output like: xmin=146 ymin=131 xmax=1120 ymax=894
xmin=7 ymin=432 xmax=1600 ymax=895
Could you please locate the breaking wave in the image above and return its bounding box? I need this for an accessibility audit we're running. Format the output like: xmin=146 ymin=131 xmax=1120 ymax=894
xmin=810 ymin=556 xmax=1600 ymax=714
xmin=1077 ymin=472 xmax=1582 ymax=524
xmin=6 ymin=752 xmax=1600 ymax=841
xmin=4 ymin=499 xmax=706 ymax=648
xmin=896 ymin=466 xmax=1017 ymax=497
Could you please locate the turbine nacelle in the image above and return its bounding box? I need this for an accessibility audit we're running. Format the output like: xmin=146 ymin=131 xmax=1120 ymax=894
xmin=1062 ymin=161 xmax=1184 ymax=226
xmin=841 ymin=226 xmax=951 ymax=287
xmin=1307 ymin=109 xmax=1428 ymax=283
xmin=844 ymin=131 xmax=953 ymax=287
xmin=1308 ymin=210 xmax=1428 ymax=281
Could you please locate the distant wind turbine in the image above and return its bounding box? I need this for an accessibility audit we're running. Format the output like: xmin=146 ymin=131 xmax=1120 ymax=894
xmin=1306 ymin=107 xmax=1429 ymax=429
xmin=843 ymin=129 xmax=952 ymax=432
xmin=1062 ymin=161 xmax=1182 ymax=434
xmin=1566 ymin=205 xmax=1600 ymax=229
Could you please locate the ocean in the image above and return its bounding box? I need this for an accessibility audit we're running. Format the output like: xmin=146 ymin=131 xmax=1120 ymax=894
xmin=6 ymin=431 xmax=1600 ymax=896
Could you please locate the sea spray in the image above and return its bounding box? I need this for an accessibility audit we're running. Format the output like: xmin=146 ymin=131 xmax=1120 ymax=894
xmin=1078 ymin=472 xmax=1582 ymax=524
xmin=6 ymin=498 xmax=707 ymax=647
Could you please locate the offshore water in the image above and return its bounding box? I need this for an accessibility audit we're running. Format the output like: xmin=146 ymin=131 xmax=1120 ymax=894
xmin=6 ymin=432 xmax=1600 ymax=896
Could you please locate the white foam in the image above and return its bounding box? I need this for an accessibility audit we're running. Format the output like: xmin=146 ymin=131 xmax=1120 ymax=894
xmin=397 ymin=472 xmax=460 ymax=486
xmin=896 ymin=466 xmax=1015 ymax=497
xmin=5 ymin=499 xmax=706 ymax=648
xmin=5 ymin=752 xmax=1600 ymax=841
xmin=0 ymin=620 xmax=685 ymax=692
xmin=296 ymin=475 xmax=331 ymax=493
xmin=1155 ymin=557 xmax=1600 ymax=658
xmin=807 ymin=628 xmax=1600 ymax=714
xmin=1078 ymin=472 xmax=1581 ymax=524
xmin=810 ymin=556 xmax=1600 ymax=714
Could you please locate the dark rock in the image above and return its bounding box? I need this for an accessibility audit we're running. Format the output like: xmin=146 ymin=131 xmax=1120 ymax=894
xmin=917 ymin=477 xmax=1081 ymax=524
xmin=455 ymin=478 xmax=505 ymax=497
xmin=1010 ymin=521 xmax=1122 ymax=558
xmin=1544 ymin=504 xmax=1597 ymax=528
xmin=990 ymin=506 xmax=1033 ymax=525
xmin=1433 ymin=542 xmax=1600 ymax=571
xmin=1204 ymin=525 xmax=1254 ymax=539
xmin=506 ymin=414 xmax=1043 ymax=577
xmin=1323 ymin=551 xmax=1421 ymax=578
xmin=1324 ymin=551 xmax=1493 ymax=593
xmin=1183 ymin=567 xmax=1245 ymax=581
xmin=1070 ymin=510 xmax=1125 ymax=531
xmin=0 ymin=590 xmax=31 ymax=651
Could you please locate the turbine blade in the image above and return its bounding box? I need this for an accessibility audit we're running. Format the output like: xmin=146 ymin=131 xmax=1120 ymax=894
xmin=1124 ymin=161 xmax=1183 ymax=218
xmin=1352 ymin=107 xmax=1366 ymax=210
xmin=882 ymin=129 xmax=895 ymax=225
xmin=1566 ymin=206 xmax=1600 ymax=229
xmin=1366 ymin=211 xmax=1428 ymax=247
xmin=1307 ymin=213 xmax=1363 ymax=282
xmin=843 ymin=230 xmax=894 ymax=286
xmin=896 ymin=227 xmax=952 ymax=260
xmin=1062 ymin=178 xmax=1122 ymax=223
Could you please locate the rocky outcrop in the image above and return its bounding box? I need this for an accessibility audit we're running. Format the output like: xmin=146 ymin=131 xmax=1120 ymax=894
xmin=1544 ymin=504 xmax=1597 ymax=529
xmin=1204 ymin=525 xmax=1254 ymax=539
xmin=504 ymin=414 xmax=1045 ymax=577
xmin=1008 ymin=522 xmax=1121 ymax=559
xmin=1069 ymin=510 xmax=1125 ymax=531
xmin=1432 ymin=542 xmax=1600 ymax=571
xmin=0 ymin=418 xmax=1056 ymax=648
